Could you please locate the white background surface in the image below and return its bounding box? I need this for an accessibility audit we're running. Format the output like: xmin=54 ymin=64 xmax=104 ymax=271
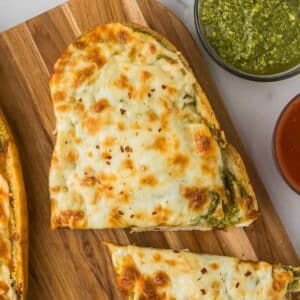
xmin=0 ymin=0 xmax=299 ymax=256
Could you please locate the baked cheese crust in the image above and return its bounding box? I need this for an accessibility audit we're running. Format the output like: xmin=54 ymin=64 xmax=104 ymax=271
xmin=49 ymin=22 xmax=259 ymax=230
xmin=0 ymin=109 xmax=27 ymax=299
xmin=106 ymin=243 xmax=300 ymax=300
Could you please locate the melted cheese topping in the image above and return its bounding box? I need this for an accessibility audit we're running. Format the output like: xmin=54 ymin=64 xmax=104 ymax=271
xmin=107 ymin=243 xmax=296 ymax=300
xmin=0 ymin=174 xmax=16 ymax=299
xmin=49 ymin=23 xmax=257 ymax=229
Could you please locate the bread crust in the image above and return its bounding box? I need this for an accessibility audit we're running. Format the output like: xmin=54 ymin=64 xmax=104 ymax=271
xmin=0 ymin=109 xmax=27 ymax=299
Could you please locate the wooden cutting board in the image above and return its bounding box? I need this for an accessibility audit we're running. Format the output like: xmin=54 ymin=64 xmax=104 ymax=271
xmin=0 ymin=0 xmax=298 ymax=298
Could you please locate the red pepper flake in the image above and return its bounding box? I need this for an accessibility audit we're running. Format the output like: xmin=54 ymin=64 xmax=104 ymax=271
xmin=151 ymin=88 xmax=155 ymax=92
xmin=173 ymin=250 xmax=179 ymax=253
xmin=201 ymin=268 xmax=207 ymax=274
xmin=200 ymin=289 xmax=206 ymax=295
xmin=148 ymin=92 xmax=152 ymax=97
xmin=106 ymin=155 xmax=112 ymax=159
xmin=161 ymin=84 xmax=167 ymax=89
xmin=152 ymin=211 xmax=157 ymax=215
xmin=245 ymin=271 xmax=252 ymax=277
xmin=96 ymin=145 xmax=100 ymax=149
xmin=125 ymin=146 xmax=133 ymax=152
xmin=120 ymin=145 xmax=124 ymax=152
xmin=235 ymin=282 xmax=240 ymax=288
xmin=118 ymin=210 xmax=124 ymax=215
xmin=158 ymin=128 xmax=162 ymax=132
xmin=130 ymin=214 xmax=135 ymax=218
xmin=120 ymin=108 xmax=126 ymax=115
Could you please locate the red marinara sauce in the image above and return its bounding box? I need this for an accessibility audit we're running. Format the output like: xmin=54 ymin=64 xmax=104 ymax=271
xmin=274 ymin=94 xmax=300 ymax=193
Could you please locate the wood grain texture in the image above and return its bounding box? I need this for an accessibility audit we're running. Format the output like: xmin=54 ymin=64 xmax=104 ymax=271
xmin=0 ymin=0 xmax=298 ymax=299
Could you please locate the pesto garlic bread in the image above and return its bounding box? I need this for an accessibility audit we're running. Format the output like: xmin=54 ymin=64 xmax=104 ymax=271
xmin=0 ymin=109 xmax=27 ymax=299
xmin=106 ymin=243 xmax=300 ymax=300
xmin=49 ymin=22 xmax=259 ymax=230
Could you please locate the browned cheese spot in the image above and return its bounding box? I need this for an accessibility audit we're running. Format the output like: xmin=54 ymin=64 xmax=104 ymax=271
xmin=149 ymin=44 xmax=157 ymax=54
xmin=103 ymin=136 xmax=116 ymax=148
xmin=95 ymin=185 xmax=114 ymax=199
xmin=81 ymin=175 xmax=97 ymax=187
xmin=141 ymin=71 xmax=152 ymax=81
xmin=168 ymin=153 xmax=189 ymax=175
xmin=119 ymin=190 xmax=130 ymax=204
xmin=182 ymin=187 xmax=208 ymax=211
xmin=151 ymin=205 xmax=172 ymax=224
xmin=114 ymin=74 xmax=135 ymax=98
xmin=129 ymin=46 xmax=137 ymax=61
xmin=149 ymin=136 xmax=167 ymax=153
xmin=56 ymin=104 xmax=71 ymax=113
xmin=141 ymin=278 xmax=157 ymax=299
xmin=165 ymin=259 xmax=176 ymax=266
xmin=97 ymin=172 xmax=117 ymax=183
xmin=115 ymin=29 xmax=132 ymax=43
xmin=122 ymin=159 xmax=135 ymax=171
xmin=73 ymin=39 xmax=88 ymax=50
xmin=140 ymin=175 xmax=158 ymax=186
xmin=193 ymin=132 xmax=211 ymax=154
xmin=154 ymin=271 xmax=170 ymax=287
xmin=119 ymin=265 xmax=140 ymax=294
xmin=166 ymin=86 xmax=177 ymax=96
xmin=109 ymin=208 xmax=125 ymax=227
xmin=86 ymin=47 xmax=107 ymax=67
xmin=73 ymin=65 xmax=96 ymax=87
xmin=131 ymin=122 xmax=141 ymax=130
xmin=153 ymin=253 xmax=161 ymax=263
xmin=92 ymin=98 xmax=110 ymax=113
xmin=117 ymin=122 xmax=126 ymax=131
xmin=82 ymin=117 xmax=101 ymax=136
xmin=86 ymin=29 xmax=102 ymax=44
xmin=53 ymin=210 xmax=86 ymax=228
xmin=52 ymin=90 xmax=66 ymax=103
xmin=210 ymin=263 xmax=219 ymax=270
xmin=66 ymin=150 xmax=78 ymax=163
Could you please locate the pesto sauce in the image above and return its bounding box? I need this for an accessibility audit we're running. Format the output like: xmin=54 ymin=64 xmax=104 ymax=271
xmin=200 ymin=0 xmax=300 ymax=75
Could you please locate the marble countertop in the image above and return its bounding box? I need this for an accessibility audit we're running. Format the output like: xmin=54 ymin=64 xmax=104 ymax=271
xmin=0 ymin=0 xmax=299 ymax=256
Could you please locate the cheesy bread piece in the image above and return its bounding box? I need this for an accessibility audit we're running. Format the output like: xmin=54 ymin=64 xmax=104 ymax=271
xmin=106 ymin=243 xmax=300 ymax=300
xmin=49 ymin=22 xmax=259 ymax=230
xmin=0 ymin=110 xmax=27 ymax=299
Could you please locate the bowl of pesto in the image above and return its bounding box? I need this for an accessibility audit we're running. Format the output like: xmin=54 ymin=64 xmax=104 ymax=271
xmin=194 ymin=0 xmax=300 ymax=81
